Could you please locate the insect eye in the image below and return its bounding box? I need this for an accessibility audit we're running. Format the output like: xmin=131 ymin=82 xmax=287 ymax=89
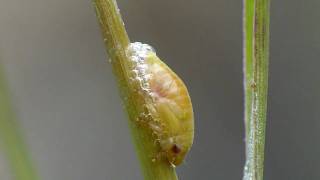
xmin=171 ymin=144 xmax=181 ymax=154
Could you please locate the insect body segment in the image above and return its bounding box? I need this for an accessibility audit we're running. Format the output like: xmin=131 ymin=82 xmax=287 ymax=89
xmin=127 ymin=42 xmax=194 ymax=166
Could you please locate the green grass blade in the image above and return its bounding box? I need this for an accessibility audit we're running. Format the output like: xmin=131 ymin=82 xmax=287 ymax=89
xmin=92 ymin=0 xmax=178 ymax=179
xmin=0 ymin=64 xmax=39 ymax=180
xmin=243 ymin=0 xmax=270 ymax=180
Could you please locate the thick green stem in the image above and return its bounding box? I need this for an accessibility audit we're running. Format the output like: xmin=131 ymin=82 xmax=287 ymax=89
xmin=0 ymin=65 xmax=39 ymax=180
xmin=243 ymin=0 xmax=270 ymax=180
xmin=93 ymin=0 xmax=178 ymax=179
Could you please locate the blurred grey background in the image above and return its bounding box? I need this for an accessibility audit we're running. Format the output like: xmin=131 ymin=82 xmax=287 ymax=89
xmin=0 ymin=0 xmax=319 ymax=179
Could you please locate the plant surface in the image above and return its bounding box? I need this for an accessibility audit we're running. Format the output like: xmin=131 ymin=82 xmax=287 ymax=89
xmin=243 ymin=0 xmax=270 ymax=180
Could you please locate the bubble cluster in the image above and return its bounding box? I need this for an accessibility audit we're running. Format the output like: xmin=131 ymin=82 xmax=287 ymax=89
xmin=126 ymin=42 xmax=156 ymax=94
xmin=127 ymin=42 xmax=156 ymax=58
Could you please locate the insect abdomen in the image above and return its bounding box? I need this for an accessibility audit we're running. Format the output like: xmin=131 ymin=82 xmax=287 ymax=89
xmin=127 ymin=42 xmax=194 ymax=166
xmin=146 ymin=53 xmax=194 ymax=166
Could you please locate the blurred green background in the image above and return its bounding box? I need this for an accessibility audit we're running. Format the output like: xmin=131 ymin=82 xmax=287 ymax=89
xmin=0 ymin=0 xmax=319 ymax=179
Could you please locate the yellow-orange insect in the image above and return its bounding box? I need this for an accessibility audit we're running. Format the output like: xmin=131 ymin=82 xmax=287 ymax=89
xmin=127 ymin=42 xmax=194 ymax=166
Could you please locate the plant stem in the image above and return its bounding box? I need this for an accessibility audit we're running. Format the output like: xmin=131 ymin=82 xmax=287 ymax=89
xmin=93 ymin=0 xmax=178 ymax=179
xmin=243 ymin=0 xmax=270 ymax=180
xmin=0 ymin=64 xmax=39 ymax=180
